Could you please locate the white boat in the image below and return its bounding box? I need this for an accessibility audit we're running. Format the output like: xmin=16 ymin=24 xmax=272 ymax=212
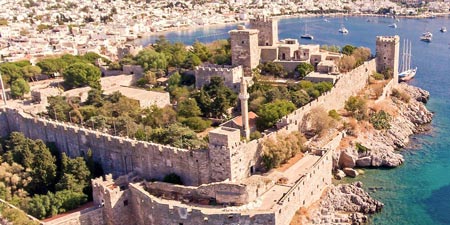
xmin=388 ymin=23 xmax=397 ymax=28
xmin=324 ymin=19 xmax=330 ymax=23
xmin=421 ymin=32 xmax=432 ymax=42
xmin=440 ymin=27 xmax=447 ymax=32
xmin=399 ymin=39 xmax=417 ymax=82
xmin=339 ymin=26 xmax=349 ymax=34
xmin=300 ymin=23 xmax=314 ymax=40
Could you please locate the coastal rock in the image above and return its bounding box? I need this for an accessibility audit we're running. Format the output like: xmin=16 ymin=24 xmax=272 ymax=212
xmin=356 ymin=156 xmax=372 ymax=167
xmin=343 ymin=168 xmax=358 ymax=178
xmin=335 ymin=169 xmax=346 ymax=180
xmin=298 ymin=183 xmax=383 ymax=225
xmin=339 ymin=151 xmax=357 ymax=168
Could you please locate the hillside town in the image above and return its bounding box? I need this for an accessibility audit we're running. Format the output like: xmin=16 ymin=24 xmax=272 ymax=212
xmin=1 ymin=0 xmax=449 ymax=63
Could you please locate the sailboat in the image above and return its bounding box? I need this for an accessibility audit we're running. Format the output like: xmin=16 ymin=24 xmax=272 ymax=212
xmin=300 ymin=23 xmax=314 ymax=40
xmin=398 ymin=39 xmax=417 ymax=82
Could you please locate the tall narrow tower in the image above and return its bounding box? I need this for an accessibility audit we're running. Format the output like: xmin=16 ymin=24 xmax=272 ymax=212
xmin=239 ymin=77 xmax=250 ymax=140
xmin=376 ymin=35 xmax=400 ymax=85
xmin=229 ymin=25 xmax=260 ymax=75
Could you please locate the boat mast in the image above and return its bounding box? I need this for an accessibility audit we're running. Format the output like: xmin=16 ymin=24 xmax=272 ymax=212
xmin=408 ymin=40 xmax=412 ymax=70
xmin=402 ymin=39 xmax=406 ymax=72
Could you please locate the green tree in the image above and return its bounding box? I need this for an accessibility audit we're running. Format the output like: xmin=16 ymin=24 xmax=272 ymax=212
xmin=141 ymin=105 xmax=177 ymax=128
xmin=62 ymin=62 xmax=101 ymax=89
xmin=85 ymin=89 xmax=104 ymax=107
xmin=258 ymin=62 xmax=287 ymax=78
xmin=10 ymin=78 xmax=30 ymax=98
xmin=21 ymin=65 xmax=42 ymax=82
xmin=256 ymin=100 xmax=296 ymax=131
xmin=177 ymin=98 xmax=201 ymax=118
xmin=183 ymin=52 xmax=201 ymax=69
xmin=341 ymin=45 xmax=357 ymax=55
xmin=181 ymin=117 xmax=211 ymax=132
xmin=296 ymin=62 xmax=314 ymax=78
xmin=59 ymin=153 xmax=91 ymax=190
xmin=36 ymin=58 xmax=68 ymax=76
xmin=169 ymin=42 xmax=188 ymax=68
xmin=134 ymin=49 xmax=168 ymax=71
xmin=202 ymin=76 xmax=237 ymax=118
xmin=191 ymin=40 xmax=211 ymax=61
xmin=47 ymin=96 xmax=72 ymax=121
xmin=4 ymin=132 xmax=36 ymax=168
xmin=28 ymin=140 xmax=57 ymax=194
xmin=150 ymin=123 xmax=206 ymax=149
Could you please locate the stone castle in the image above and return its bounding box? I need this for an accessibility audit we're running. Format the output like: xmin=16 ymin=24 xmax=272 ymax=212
xmin=0 ymin=16 xmax=400 ymax=225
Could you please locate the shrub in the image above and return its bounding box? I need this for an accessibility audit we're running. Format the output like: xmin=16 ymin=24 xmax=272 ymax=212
xmin=163 ymin=173 xmax=183 ymax=185
xmin=261 ymin=132 xmax=306 ymax=171
xmin=181 ymin=117 xmax=211 ymax=132
xmin=345 ymin=96 xmax=367 ymax=121
xmin=250 ymin=131 xmax=262 ymax=141
xmin=369 ymin=110 xmax=391 ymax=130
xmin=328 ymin=109 xmax=341 ymax=121
xmin=372 ymin=72 xmax=384 ymax=80
xmin=296 ymin=62 xmax=314 ymax=78
xmin=356 ymin=142 xmax=370 ymax=154
xmin=391 ymin=88 xmax=410 ymax=103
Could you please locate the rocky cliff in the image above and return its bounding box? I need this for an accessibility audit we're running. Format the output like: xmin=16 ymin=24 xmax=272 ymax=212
xmin=295 ymin=84 xmax=433 ymax=225
xmin=293 ymin=182 xmax=383 ymax=225
xmin=336 ymin=83 xmax=433 ymax=173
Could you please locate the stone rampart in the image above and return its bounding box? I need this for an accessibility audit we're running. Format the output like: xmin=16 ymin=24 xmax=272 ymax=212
xmin=128 ymin=182 xmax=276 ymax=225
xmin=275 ymin=59 xmax=376 ymax=134
xmin=375 ymin=79 xmax=395 ymax=103
xmin=274 ymin=148 xmax=333 ymax=225
xmin=43 ymin=207 xmax=104 ymax=225
xmin=144 ymin=175 xmax=275 ymax=206
xmin=195 ymin=65 xmax=243 ymax=92
xmin=0 ymin=109 xmax=10 ymax=137
xmin=1 ymin=108 xmax=211 ymax=186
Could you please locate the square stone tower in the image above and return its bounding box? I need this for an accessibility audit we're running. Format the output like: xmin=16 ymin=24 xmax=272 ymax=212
xmin=249 ymin=15 xmax=279 ymax=46
xmin=229 ymin=25 xmax=260 ymax=72
xmin=376 ymin=35 xmax=400 ymax=85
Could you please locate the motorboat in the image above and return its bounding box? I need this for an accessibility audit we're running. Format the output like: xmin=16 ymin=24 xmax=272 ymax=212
xmin=388 ymin=23 xmax=397 ymax=28
xmin=338 ymin=26 xmax=349 ymax=34
xmin=440 ymin=27 xmax=447 ymax=32
xmin=300 ymin=23 xmax=314 ymax=40
xmin=421 ymin=32 xmax=432 ymax=42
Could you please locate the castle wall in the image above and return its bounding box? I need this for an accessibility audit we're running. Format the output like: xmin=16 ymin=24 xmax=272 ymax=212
xmin=128 ymin=183 xmax=276 ymax=225
xmin=195 ymin=66 xmax=243 ymax=92
xmin=0 ymin=109 xmax=10 ymax=138
xmin=2 ymin=108 xmax=211 ymax=186
xmin=43 ymin=207 xmax=104 ymax=225
xmin=275 ymin=60 xmax=303 ymax=72
xmin=275 ymin=59 xmax=376 ymax=134
xmin=274 ymin=148 xmax=333 ymax=225
xmin=260 ymin=48 xmax=278 ymax=63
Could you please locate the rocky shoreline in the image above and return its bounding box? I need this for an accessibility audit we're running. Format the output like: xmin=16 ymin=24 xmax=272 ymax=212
xmin=300 ymin=83 xmax=433 ymax=225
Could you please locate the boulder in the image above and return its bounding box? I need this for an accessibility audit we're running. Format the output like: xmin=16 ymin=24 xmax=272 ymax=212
xmin=339 ymin=151 xmax=356 ymax=168
xmin=343 ymin=168 xmax=359 ymax=178
xmin=335 ymin=169 xmax=346 ymax=180
xmin=356 ymin=156 xmax=372 ymax=167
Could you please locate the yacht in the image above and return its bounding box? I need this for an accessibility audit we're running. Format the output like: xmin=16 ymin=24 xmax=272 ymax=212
xmin=421 ymin=32 xmax=433 ymax=42
xmin=399 ymin=39 xmax=417 ymax=82
xmin=440 ymin=27 xmax=447 ymax=32
xmin=338 ymin=26 xmax=349 ymax=34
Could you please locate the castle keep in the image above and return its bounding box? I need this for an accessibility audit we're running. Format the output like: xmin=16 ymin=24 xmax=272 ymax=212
xmin=0 ymin=16 xmax=400 ymax=225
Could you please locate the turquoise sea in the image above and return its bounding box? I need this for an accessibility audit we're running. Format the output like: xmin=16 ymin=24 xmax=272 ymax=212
xmin=139 ymin=16 xmax=450 ymax=225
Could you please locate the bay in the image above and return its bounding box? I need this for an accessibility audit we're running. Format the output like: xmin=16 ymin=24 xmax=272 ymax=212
xmin=139 ymin=16 xmax=450 ymax=225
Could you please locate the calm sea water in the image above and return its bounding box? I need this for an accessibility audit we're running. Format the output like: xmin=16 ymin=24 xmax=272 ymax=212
xmin=140 ymin=16 xmax=450 ymax=225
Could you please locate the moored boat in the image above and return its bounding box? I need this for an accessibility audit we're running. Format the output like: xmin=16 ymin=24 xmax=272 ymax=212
xmin=440 ymin=27 xmax=447 ymax=32
xmin=388 ymin=23 xmax=397 ymax=28
xmin=338 ymin=26 xmax=349 ymax=34
xmin=399 ymin=39 xmax=417 ymax=82
xmin=421 ymin=32 xmax=432 ymax=42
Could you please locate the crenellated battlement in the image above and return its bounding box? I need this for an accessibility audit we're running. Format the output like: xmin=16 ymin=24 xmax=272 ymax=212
xmin=376 ymin=35 xmax=400 ymax=43
xmin=194 ymin=65 xmax=242 ymax=73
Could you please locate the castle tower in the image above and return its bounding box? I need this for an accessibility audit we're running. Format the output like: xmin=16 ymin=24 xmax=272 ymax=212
xmin=229 ymin=25 xmax=260 ymax=75
xmin=249 ymin=15 xmax=278 ymax=46
xmin=376 ymin=35 xmax=400 ymax=85
xmin=239 ymin=77 xmax=250 ymax=140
